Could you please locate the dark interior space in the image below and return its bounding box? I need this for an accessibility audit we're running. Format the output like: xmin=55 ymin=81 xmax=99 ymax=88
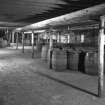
xmin=78 ymin=51 xmax=86 ymax=73
xmin=0 ymin=0 xmax=105 ymax=104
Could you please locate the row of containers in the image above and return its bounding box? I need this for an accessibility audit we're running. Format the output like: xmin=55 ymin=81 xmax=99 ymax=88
xmin=41 ymin=45 xmax=101 ymax=75
xmin=0 ymin=39 xmax=8 ymax=48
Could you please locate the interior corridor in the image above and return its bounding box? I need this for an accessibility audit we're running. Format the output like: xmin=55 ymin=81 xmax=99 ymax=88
xmin=0 ymin=47 xmax=104 ymax=105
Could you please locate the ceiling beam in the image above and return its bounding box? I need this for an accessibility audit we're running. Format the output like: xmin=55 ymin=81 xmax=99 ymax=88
xmin=17 ymin=3 xmax=105 ymax=31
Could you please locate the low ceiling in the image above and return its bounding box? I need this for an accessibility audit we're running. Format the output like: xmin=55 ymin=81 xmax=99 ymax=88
xmin=20 ymin=3 xmax=105 ymax=32
xmin=0 ymin=0 xmax=105 ymax=28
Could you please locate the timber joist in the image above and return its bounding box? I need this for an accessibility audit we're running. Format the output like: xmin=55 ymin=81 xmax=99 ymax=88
xmin=15 ymin=3 xmax=105 ymax=32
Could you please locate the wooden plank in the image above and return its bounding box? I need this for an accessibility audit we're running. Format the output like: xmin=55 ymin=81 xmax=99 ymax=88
xmin=98 ymin=16 xmax=105 ymax=97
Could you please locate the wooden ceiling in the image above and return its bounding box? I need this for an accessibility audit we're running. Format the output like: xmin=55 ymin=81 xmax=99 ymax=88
xmin=0 ymin=0 xmax=105 ymax=28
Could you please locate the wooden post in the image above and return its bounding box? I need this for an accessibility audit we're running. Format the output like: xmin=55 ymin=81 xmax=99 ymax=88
xmin=49 ymin=32 xmax=53 ymax=69
xmin=8 ymin=31 xmax=12 ymax=46
xmin=22 ymin=32 xmax=25 ymax=53
xmin=68 ymin=34 xmax=70 ymax=43
xmin=56 ymin=33 xmax=58 ymax=43
xmin=36 ymin=34 xmax=40 ymax=57
xmin=16 ymin=32 xmax=18 ymax=50
xmin=38 ymin=34 xmax=40 ymax=42
xmin=49 ymin=32 xmax=53 ymax=49
xmin=57 ymin=32 xmax=61 ymax=43
xmin=32 ymin=31 xmax=34 ymax=58
xmin=36 ymin=34 xmax=39 ymax=48
xmin=47 ymin=34 xmax=49 ymax=44
xmin=98 ymin=16 xmax=105 ymax=97
xmin=12 ymin=31 xmax=14 ymax=43
xmin=57 ymin=32 xmax=59 ymax=43
xmin=81 ymin=34 xmax=84 ymax=43
xmin=5 ymin=29 xmax=8 ymax=46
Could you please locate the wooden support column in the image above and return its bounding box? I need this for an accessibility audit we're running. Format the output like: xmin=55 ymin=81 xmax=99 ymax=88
xmin=49 ymin=32 xmax=53 ymax=49
xmin=98 ymin=16 xmax=105 ymax=97
xmin=8 ymin=31 xmax=12 ymax=46
xmin=68 ymin=34 xmax=70 ymax=43
xmin=22 ymin=32 xmax=25 ymax=53
xmin=37 ymin=34 xmax=40 ymax=43
xmin=16 ymin=32 xmax=19 ymax=50
xmin=45 ymin=32 xmax=49 ymax=44
xmin=57 ymin=32 xmax=61 ymax=43
xmin=56 ymin=33 xmax=58 ymax=43
xmin=36 ymin=34 xmax=39 ymax=48
xmin=12 ymin=31 xmax=15 ymax=43
xmin=81 ymin=34 xmax=84 ymax=43
xmin=5 ymin=29 xmax=9 ymax=43
xmin=49 ymin=32 xmax=53 ymax=69
xmin=31 ymin=31 xmax=34 ymax=58
xmin=47 ymin=34 xmax=49 ymax=44
xmin=36 ymin=34 xmax=40 ymax=57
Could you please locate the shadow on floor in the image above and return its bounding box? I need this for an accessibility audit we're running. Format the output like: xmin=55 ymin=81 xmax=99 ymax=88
xmin=34 ymin=71 xmax=98 ymax=97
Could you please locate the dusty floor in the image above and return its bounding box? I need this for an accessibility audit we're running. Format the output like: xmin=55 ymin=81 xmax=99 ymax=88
xmin=0 ymin=46 xmax=105 ymax=105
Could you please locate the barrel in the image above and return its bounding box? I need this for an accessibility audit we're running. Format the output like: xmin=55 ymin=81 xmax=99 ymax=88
xmin=2 ymin=40 xmax=8 ymax=47
xmin=52 ymin=48 xmax=67 ymax=71
xmin=67 ymin=51 xmax=79 ymax=71
xmin=41 ymin=45 xmax=49 ymax=61
xmin=85 ymin=52 xmax=98 ymax=75
xmin=36 ymin=43 xmax=42 ymax=52
xmin=36 ymin=43 xmax=43 ymax=58
xmin=0 ymin=40 xmax=2 ymax=48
